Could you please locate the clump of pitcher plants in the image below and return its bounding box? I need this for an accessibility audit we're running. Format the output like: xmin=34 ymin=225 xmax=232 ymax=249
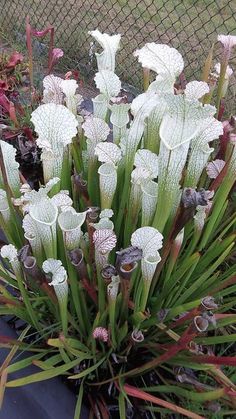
xmin=0 ymin=30 xmax=236 ymax=418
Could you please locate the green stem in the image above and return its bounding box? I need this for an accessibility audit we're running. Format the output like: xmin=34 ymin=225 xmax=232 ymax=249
xmin=88 ymin=159 xmax=99 ymax=205
xmin=143 ymin=67 xmax=150 ymax=91
xmin=139 ymin=280 xmax=151 ymax=312
xmin=67 ymin=262 xmax=88 ymax=336
xmin=15 ymin=267 xmax=41 ymax=331
xmin=115 ymin=159 xmax=133 ymax=240
xmin=71 ymin=138 xmax=83 ymax=174
xmin=199 ymin=175 xmax=234 ymax=250
xmin=59 ymin=298 xmax=68 ymax=337
xmin=108 ymin=298 xmax=117 ymax=348
xmin=216 ymin=60 xmax=228 ymax=114
xmin=97 ymin=270 xmax=105 ymax=314
xmin=60 ymin=146 xmax=72 ymax=193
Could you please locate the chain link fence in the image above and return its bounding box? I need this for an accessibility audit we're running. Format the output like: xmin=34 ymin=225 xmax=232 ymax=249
xmin=0 ymin=0 xmax=235 ymax=108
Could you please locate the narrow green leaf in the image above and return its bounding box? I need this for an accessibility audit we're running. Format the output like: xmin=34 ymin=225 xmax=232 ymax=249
xmin=142 ymin=385 xmax=224 ymax=401
xmin=196 ymin=334 xmax=236 ymax=345
xmin=74 ymin=378 xmax=85 ymax=419
xmin=6 ymin=353 xmax=46 ymax=374
xmin=118 ymin=391 xmax=126 ymax=419
xmin=69 ymin=356 xmax=106 ymax=379
xmin=6 ymin=358 xmax=81 ymax=387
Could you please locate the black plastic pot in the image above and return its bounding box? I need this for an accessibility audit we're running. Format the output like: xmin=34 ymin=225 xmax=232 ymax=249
xmin=0 ymin=319 xmax=88 ymax=419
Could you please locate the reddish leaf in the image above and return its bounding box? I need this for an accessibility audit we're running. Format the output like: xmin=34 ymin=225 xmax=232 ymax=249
xmin=192 ymin=355 xmax=236 ymax=367
xmin=217 ymin=99 xmax=225 ymax=121
xmin=9 ymin=101 xmax=19 ymax=127
xmin=128 ymin=328 xmax=196 ymax=376
xmin=6 ymin=52 xmax=24 ymax=69
xmin=0 ymin=336 xmax=21 ymax=345
xmin=210 ymin=158 xmax=230 ymax=191
xmin=23 ymin=126 xmax=34 ymax=142
xmin=212 ymin=275 xmax=236 ymax=293
xmin=215 ymin=313 xmax=236 ymax=319
xmin=31 ymin=28 xmax=52 ymax=37
xmin=0 ymin=92 xmax=10 ymax=112
xmin=170 ymin=308 xmax=200 ymax=328
xmin=96 ymin=398 xmax=109 ymax=419
xmin=0 ymin=80 xmax=9 ymax=90
xmin=65 ymin=71 xmax=72 ymax=79
xmin=216 ymin=118 xmax=234 ymax=160
xmin=0 ymin=296 xmax=22 ymax=306
xmin=123 ymin=384 xmax=204 ymax=419
xmin=81 ymin=278 xmax=97 ymax=304
xmin=48 ymin=48 xmax=63 ymax=73
xmin=2 ymin=130 xmax=19 ymax=140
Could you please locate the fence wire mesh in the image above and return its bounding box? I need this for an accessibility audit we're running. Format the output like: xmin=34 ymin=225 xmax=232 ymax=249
xmin=0 ymin=0 xmax=235 ymax=109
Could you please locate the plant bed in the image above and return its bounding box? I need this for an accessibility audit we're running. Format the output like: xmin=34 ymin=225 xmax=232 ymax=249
xmin=0 ymin=318 xmax=88 ymax=419
xmin=0 ymin=25 xmax=236 ymax=418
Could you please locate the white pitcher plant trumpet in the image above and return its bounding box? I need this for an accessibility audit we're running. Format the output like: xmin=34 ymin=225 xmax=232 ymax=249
xmin=0 ymin=28 xmax=235 ymax=417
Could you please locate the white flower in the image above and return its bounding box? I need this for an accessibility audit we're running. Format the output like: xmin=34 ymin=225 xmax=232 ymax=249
xmin=58 ymin=210 xmax=87 ymax=250
xmin=217 ymin=35 xmax=236 ymax=50
xmin=141 ymin=253 xmax=161 ymax=282
xmin=31 ymin=103 xmax=78 ymax=151
xmin=134 ymin=149 xmax=158 ymax=178
xmin=29 ymin=197 xmax=58 ymax=258
xmin=29 ymin=197 xmax=58 ymax=227
xmin=134 ymin=43 xmax=184 ymax=91
xmin=88 ymin=30 xmax=121 ymax=72
xmin=92 ymin=94 xmax=108 ymax=120
xmin=42 ymin=74 xmax=64 ymax=104
xmin=22 ymin=178 xmax=60 ymax=209
xmin=185 ymin=117 xmax=223 ymax=187
xmin=93 ymin=228 xmax=117 ymax=270
xmin=0 ymin=189 xmax=10 ymax=222
xmin=43 ymin=259 xmax=67 ymax=283
xmin=1 ymin=244 xmax=18 ymax=262
xmin=214 ymin=63 xmax=233 ymax=79
xmin=94 ymin=142 xmax=122 ymax=165
xmin=31 ymin=103 xmax=78 ymax=180
xmin=131 ymin=227 xmax=163 ymax=258
xmin=92 ymin=217 xmax=114 ymax=230
xmin=98 ymin=163 xmax=117 ymax=209
xmin=0 ymin=140 xmax=20 ymax=197
xmin=61 ymin=79 xmax=78 ymax=96
xmin=185 ymin=81 xmax=209 ymax=100
xmin=93 ymin=228 xmax=117 ymax=255
xmin=125 ymin=91 xmax=160 ymax=159
xmin=107 ymin=275 xmax=120 ymax=300
xmin=83 ymin=117 xmax=110 ymax=162
xmin=160 ymin=95 xmax=216 ymax=150
xmin=110 ymin=103 xmax=130 ymax=129
xmin=20 ymin=183 xmax=32 ymax=194
xmin=141 ymin=180 xmax=158 ymax=226
xmin=206 ymin=159 xmax=225 ymax=179
xmin=51 ymin=191 xmax=73 ymax=212
xmin=94 ymin=70 xmax=121 ymax=98
xmin=155 ymin=95 xmax=217 ymax=229
xmin=131 ymin=167 xmax=152 ymax=185
xmin=100 ymin=209 xmax=114 ymax=219
xmin=194 ymin=205 xmax=207 ymax=232
xmin=1 ymin=244 xmax=20 ymax=275
xmin=22 ymin=213 xmax=42 ymax=258
xmin=42 ymin=258 xmax=68 ymax=301
xmin=93 ymin=209 xmax=114 ymax=229
xmin=61 ymin=79 xmax=82 ymax=115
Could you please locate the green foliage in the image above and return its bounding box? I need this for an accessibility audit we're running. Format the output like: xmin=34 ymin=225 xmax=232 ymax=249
xmin=0 ymin=30 xmax=236 ymax=418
